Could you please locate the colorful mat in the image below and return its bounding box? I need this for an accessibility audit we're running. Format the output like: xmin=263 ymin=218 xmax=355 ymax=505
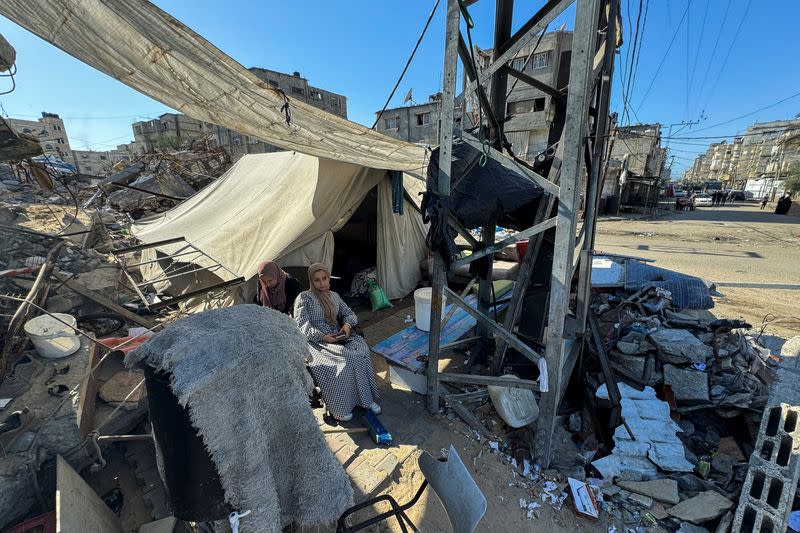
xmin=372 ymin=294 xmax=509 ymax=373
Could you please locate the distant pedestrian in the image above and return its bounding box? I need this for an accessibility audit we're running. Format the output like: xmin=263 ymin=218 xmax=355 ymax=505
xmin=760 ymin=195 xmax=769 ymax=210
xmin=711 ymin=191 xmax=719 ymax=206
xmin=720 ymin=191 xmax=727 ymax=206
xmin=728 ymin=191 xmax=736 ymax=204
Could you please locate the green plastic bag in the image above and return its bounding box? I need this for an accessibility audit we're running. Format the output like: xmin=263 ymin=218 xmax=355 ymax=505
xmin=367 ymin=279 xmax=392 ymax=312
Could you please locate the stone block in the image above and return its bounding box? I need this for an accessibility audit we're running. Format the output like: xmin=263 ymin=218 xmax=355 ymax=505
xmin=617 ymin=478 xmax=680 ymax=505
xmin=663 ymin=365 xmax=710 ymax=402
xmin=667 ymin=490 xmax=733 ymax=524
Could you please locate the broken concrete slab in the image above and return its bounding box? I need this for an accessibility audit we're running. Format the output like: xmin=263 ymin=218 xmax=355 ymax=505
xmin=650 ymin=501 xmax=670 ymax=520
xmin=593 ymin=383 xmax=694 ymax=478
xmin=99 ymin=370 xmax=145 ymax=405
xmin=667 ymin=490 xmax=734 ymax=524
xmin=677 ymin=523 xmax=710 ymax=533
xmin=663 ymin=365 xmax=710 ymax=402
xmin=717 ymin=436 xmax=745 ymax=461
xmin=711 ymin=452 xmax=738 ymax=477
xmin=617 ymin=340 xmax=641 ymax=355
xmin=649 ymin=328 xmax=712 ymax=364
xmin=616 ymin=478 xmax=680 ymax=505
xmin=629 ymin=492 xmax=653 ymax=508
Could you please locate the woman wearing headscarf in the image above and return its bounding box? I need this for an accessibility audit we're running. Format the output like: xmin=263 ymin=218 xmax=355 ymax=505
xmin=294 ymin=263 xmax=380 ymax=421
xmin=254 ymin=261 xmax=301 ymax=315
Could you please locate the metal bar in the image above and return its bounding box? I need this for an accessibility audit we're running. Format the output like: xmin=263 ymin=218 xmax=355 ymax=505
xmin=458 ymin=34 xmax=500 ymax=133
xmin=135 ymin=264 xmax=222 ymax=287
xmin=123 ymin=249 xmax=203 ymax=268
xmin=426 ymin=0 xmax=460 ymax=414
xmin=440 ymin=336 xmax=481 ymax=351
xmin=439 ymin=372 xmax=540 ymax=390
xmin=107 ymin=181 xmax=187 ymax=201
xmin=96 ymin=434 xmax=153 ymax=442
xmin=452 ymin=216 xmax=557 ymax=268
xmin=588 ymin=312 xmax=622 ymax=408
xmin=535 ymin=0 xmax=602 ymax=467
xmin=491 ymin=154 xmax=561 ymax=375
xmin=53 ymin=273 xmax=155 ymax=328
xmin=115 ymin=256 xmax=151 ymax=307
xmin=445 ymin=389 xmax=489 ymax=402
xmin=113 ymin=236 xmax=186 ymax=255
xmin=577 ymin=0 xmax=617 ymax=330
xmin=448 ymin=214 xmax=480 ymax=247
xmin=461 ymin=0 xmax=573 ymax=102
xmin=443 ymin=286 xmax=544 ymax=365
xmin=147 ymin=277 xmax=245 ymax=311
xmin=502 ymin=65 xmax=564 ymax=99
xmin=461 ymin=132 xmax=560 ymax=195
xmin=439 ymin=384 xmax=492 ymax=437
xmin=592 ymin=251 xmax=654 ymax=263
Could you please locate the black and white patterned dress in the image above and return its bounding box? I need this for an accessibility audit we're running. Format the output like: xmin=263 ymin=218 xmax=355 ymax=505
xmin=294 ymin=290 xmax=379 ymax=420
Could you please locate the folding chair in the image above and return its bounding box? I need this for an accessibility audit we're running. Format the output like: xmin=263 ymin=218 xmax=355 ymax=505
xmin=336 ymin=445 xmax=486 ymax=533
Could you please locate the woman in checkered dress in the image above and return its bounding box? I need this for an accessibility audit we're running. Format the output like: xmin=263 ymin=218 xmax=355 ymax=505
xmin=294 ymin=263 xmax=380 ymax=421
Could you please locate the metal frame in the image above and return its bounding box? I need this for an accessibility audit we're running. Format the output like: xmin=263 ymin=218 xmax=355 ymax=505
xmin=426 ymin=0 xmax=618 ymax=467
xmin=110 ymin=237 xmax=245 ymax=311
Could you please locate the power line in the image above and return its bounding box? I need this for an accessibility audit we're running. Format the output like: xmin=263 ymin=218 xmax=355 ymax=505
xmin=698 ymin=0 xmax=754 ymax=115
xmin=693 ymin=0 xmax=732 ymax=116
xmin=628 ymin=0 xmax=649 ymax=109
xmin=687 ymin=0 xmax=710 ymax=110
xmin=635 ymin=1 xmax=691 ymax=112
xmin=623 ymin=0 xmax=644 ymax=122
xmin=691 ymin=90 xmax=800 ymax=134
xmin=372 ymin=0 xmax=440 ymax=129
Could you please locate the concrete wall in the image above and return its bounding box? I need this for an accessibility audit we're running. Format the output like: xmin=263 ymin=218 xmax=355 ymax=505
xmin=375 ymin=100 xmax=449 ymax=145
xmin=248 ymin=67 xmax=347 ymax=119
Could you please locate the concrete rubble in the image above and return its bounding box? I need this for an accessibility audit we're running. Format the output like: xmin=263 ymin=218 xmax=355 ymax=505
xmin=667 ymin=490 xmax=734 ymax=524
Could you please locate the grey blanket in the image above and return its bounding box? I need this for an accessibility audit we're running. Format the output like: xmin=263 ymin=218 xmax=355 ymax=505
xmin=127 ymin=305 xmax=353 ymax=532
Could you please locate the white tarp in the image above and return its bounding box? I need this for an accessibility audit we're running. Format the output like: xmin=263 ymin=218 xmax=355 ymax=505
xmin=0 ymin=0 xmax=429 ymax=173
xmin=133 ymin=152 xmax=427 ymax=300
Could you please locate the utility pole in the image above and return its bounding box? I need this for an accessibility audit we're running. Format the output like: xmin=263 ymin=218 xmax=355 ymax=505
xmin=664 ymin=120 xmax=700 ymax=150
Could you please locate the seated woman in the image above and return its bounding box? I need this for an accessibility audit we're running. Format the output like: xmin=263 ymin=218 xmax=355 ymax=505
xmin=294 ymin=263 xmax=380 ymax=421
xmin=255 ymin=261 xmax=301 ymax=315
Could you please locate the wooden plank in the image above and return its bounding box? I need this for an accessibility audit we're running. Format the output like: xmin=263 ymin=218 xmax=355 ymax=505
xmin=53 ymin=273 xmax=154 ymax=329
xmin=439 ymin=384 xmax=492 ymax=437
xmin=439 ymin=372 xmax=540 ymax=390
xmin=76 ymin=338 xmax=99 ymax=438
xmin=452 ymin=216 xmax=558 ymax=268
xmin=56 ymin=455 xmax=123 ymax=533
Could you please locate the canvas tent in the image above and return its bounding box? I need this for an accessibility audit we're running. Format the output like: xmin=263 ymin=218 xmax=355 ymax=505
xmin=132 ymin=152 xmax=428 ymax=305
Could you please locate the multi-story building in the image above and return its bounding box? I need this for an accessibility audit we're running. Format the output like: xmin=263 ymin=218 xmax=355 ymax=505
xmin=6 ymin=112 xmax=76 ymax=167
xmin=683 ymin=118 xmax=800 ymax=188
xmin=130 ymin=67 xmax=348 ymax=160
xmin=601 ymin=123 xmax=666 ymax=203
xmin=375 ymin=30 xmax=573 ymax=157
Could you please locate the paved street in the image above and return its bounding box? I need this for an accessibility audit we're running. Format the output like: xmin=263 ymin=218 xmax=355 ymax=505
xmin=595 ymin=202 xmax=800 ymax=337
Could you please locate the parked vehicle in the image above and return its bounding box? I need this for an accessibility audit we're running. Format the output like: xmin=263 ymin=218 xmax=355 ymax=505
xmin=693 ymin=193 xmax=713 ymax=207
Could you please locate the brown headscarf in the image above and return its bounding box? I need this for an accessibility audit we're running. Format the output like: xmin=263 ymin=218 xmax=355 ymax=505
xmin=307 ymin=263 xmax=338 ymax=327
xmin=257 ymin=261 xmax=288 ymax=312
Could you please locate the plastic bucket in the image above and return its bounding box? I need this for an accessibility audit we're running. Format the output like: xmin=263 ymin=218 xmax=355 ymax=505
xmin=23 ymin=313 xmax=80 ymax=359
xmin=414 ymin=288 xmax=447 ymax=332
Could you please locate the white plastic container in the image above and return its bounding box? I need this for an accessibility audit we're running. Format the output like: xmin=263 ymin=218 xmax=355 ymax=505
xmin=24 ymin=313 xmax=81 ymax=359
xmin=414 ymin=288 xmax=447 ymax=332
xmin=488 ymin=375 xmax=539 ymax=428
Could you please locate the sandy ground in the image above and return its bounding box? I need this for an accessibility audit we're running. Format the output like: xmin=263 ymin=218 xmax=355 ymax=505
xmin=595 ymin=202 xmax=800 ymax=338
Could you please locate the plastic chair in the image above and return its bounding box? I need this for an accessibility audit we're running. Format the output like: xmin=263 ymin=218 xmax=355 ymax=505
xmin=336 ymin=445 xmax=487 ymax=533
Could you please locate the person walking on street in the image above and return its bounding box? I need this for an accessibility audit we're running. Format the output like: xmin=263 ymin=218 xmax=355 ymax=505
xmin=760 ymin=194 xmax=769 ymax=210
xmin=720 ymin=191 xmax=727 ymax=206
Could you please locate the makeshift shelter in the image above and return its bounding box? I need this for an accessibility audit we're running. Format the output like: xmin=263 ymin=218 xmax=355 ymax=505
xmin=132 ymin=152 xmax=428 ymax=306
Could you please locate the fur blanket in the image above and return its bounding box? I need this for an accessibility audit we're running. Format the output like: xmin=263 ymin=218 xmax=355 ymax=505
xmin=127 ymin=305 xmax=353 ymax=532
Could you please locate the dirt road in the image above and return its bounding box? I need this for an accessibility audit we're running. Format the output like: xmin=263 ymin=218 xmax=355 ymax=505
xmin=595 ymin=202 xmax=800 ymax=337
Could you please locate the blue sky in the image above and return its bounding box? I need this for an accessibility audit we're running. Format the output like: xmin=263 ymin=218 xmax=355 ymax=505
xmin=1 ymin=0 xmax=798 ymax=175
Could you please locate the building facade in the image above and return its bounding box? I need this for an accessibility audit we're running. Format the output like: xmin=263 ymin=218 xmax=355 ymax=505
xmin=130 ymin=67 xmax=348 ymax=160
xmin=601 ymin=123 xmax=666 ymax=202
xmin=6 ymin=112 xmax=76 ymax=167
xmin=374 ymin=30 xmax=572 ymax=157
xmin=683 ymin=118 xmax=800 ymax=188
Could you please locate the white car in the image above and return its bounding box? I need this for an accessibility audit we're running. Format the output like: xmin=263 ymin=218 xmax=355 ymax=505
xmin=693 ymin=193 xmax=713 ymax=207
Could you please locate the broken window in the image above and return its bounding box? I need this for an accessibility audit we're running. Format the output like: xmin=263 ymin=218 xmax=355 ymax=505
xmin=53 ymin=124 xmax=62 ymax=131
xmin=330 ymin=96 xmax=341 ymax=107
xmin=100 ymin=155 xmax=107 ymax=160
xmin=532 ymin=51 xmax=550 ymax=69
xmin=384 ymin=117 xmax=399 ymax=130
xmin=233 ymin=136 xmax=242 ymax=146
xmin=417 ymin=112 xmax=431 ymax=126
xmin=511 ymin=57 xmax=526 ymax=72
xmin=268 ymin=79 xmax=279 ymax=87
xmin=291 ymin=86 xmax=305 ymax=95
xmin=44 ymin=143 xmax=53 ymax=150
xmin=507 ymin=98 xmax=546 ymax=114
xmin=56 ymin=138 xmax=65 ymax=144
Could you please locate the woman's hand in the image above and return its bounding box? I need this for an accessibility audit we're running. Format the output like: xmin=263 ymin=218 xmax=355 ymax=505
xmin=322 ymin=334 xmax=338 ymax=343
xmin=341 ymin=323 xmax=352 ymax=338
